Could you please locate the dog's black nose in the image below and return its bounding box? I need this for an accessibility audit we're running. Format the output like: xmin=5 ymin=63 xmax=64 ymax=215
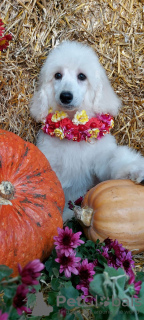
xmin=60 ymin=91 xmax=73 ymax=104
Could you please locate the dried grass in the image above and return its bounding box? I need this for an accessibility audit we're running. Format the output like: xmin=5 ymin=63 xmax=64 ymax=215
xmin=0 ymin=0 xmax=144 ymax=266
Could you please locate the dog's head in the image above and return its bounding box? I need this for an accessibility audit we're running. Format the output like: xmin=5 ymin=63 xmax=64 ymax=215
xmin=30 ymin=41 xmax=121 ymax=122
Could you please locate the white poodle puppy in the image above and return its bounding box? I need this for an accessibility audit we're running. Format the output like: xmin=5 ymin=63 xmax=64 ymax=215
xmin=30 ymin=41 xmax=144 ymax=221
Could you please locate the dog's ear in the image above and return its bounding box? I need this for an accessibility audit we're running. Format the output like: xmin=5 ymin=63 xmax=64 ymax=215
xmin=30 ymin=83 xmax=49 ymax=122
xmin=93 ymin=67 xmax=121 ymax=116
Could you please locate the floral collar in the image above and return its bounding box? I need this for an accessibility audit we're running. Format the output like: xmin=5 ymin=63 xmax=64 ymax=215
xmin=42 ymin=109 xmax=114 ymax=142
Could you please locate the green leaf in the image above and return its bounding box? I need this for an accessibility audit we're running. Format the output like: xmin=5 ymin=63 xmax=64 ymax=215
xmin=116 ymin=286 xmax=136 ymax=312
xmin=104 ymin=266 xmax=125 ymax=278
xmin=47 ymin=291 xmax=58 ymax=306
xmin=3 ymin=285 xmax=17 ymax=299
xmin=51 ymin=278 xmax=61 ymax=291
xmin=44 ymin=313 xmax=59 ymax=320
xmin=89 ymin=273 xmax=104 ymax=296
xmin=97 ymin=255 xmax=107 ymax=266
xmin=113 ymin=309 xmax=136 ymax=320
xmin=65 ymin=314 xmax=75 ymax=320
xmin=139 ymin=281 xmax=144 ymax=299
xmin=131 ymin=285 xmax=144 ymax=316
xmin=59 ymin=284 xmax=79 ymax=310
xmin=74 ymin=311 xmax=84 ymax=320
xmin=108 ymin=301 xmax=120 ymax=318
xmin=0 ymin=265 xmax=13 ymax=280
xmin=7 ymin=307 xmax=19 ymax=320
xmin=135 ymin=271 xmax=144 ymax=283
xmin=45 ymin=259 xmax=53 ymax=272
xmin=85 ymin=240 xmax=96 ymax=248
xmin=92 ymin=308 xmax=109 ymax=320
xmin=52 ymin=267 xmax=60 ymax=278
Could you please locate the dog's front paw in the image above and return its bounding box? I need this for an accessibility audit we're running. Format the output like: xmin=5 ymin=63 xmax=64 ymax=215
xmin=115 ymin=163 xmax=144 ymax=184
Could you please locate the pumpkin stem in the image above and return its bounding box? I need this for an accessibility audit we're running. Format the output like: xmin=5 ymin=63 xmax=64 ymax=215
xmin=74 ymin=206 xmax=93 ymax=227
xmin=0 ymin=181 xmax=14 ymax=205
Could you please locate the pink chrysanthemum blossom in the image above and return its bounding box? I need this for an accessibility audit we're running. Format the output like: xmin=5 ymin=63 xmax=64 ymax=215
xmin=54 ymin=226 xmax=84 ymax=257
xmin=18 ymin=259 xmax=45 ymax=285
xmin=59 ymin=308 xmax=67 ymax=318
xmin=77 ymin=259 xmax=95 ymax=284
xmin=121 ymin=251 xmax=135 ymax=276
xmin=76 ymin=259 xmax=95 ymax=301
xmin=128 ymin=275 xmax=142 ymax=298
xmin=0 ymin=311 xmax=9 ymax=320
xmin=55 ymin=251 xmax=81 ymax=278
xmin=13 ymin=284 xmax=31 ymax=315
xmin=133 ymin=281 xmax=142 ymax=298
xmin=101 ymin=238 xmax=135 ymax=275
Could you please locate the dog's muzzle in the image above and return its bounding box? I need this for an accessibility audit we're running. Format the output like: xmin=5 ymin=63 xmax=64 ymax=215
xmin=60 ymin=91 xmax=73 ymax=105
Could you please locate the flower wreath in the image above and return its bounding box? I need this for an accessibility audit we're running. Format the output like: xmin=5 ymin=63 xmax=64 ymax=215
xmin=42 ymin=109 xmax=114 ymax=142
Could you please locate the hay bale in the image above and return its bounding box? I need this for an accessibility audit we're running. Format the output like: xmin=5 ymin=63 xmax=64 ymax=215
xmin=1 ymin=0 xmax=144 ymax=150
xmin=0 ymin=0 xmax=144 ymax=266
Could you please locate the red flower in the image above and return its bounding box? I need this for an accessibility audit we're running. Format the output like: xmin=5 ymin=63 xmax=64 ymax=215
xmin=43 ymin=111 xmax=114 ymax=142
xmin=78 ymin=124 xmax=89 ymax=131
xmin=60 ymin=118 xmax=71 ymax=128
xmin=72 ymin=129 xmax=82 ymax=141
xmin=0 ymin=20 xmax=12 ymax=51
xmin=88 ymin=117 xmax=104 ymax=129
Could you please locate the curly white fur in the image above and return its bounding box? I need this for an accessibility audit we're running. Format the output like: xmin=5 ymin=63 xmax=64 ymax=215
xmin=30 ymin=41 xmax=144 ymax=221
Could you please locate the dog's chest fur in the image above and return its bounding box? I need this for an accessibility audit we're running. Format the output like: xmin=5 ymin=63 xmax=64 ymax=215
xmin=37 ymin=130 xmax=102 ymax=202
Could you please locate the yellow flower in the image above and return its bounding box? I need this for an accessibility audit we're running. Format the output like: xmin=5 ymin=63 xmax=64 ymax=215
xmin=110 ymin=119 xmax=114 ymax=128
xmin=51 ymin=111 xmax=68 ymax=122
xmin=72 ymin=110 xmax=89 ymax=125
xmin=54 ymin=128 xmax=65 ymax=140
xmin=89 ymin=128 xmax=100 ymax=138
xmin=48 ymin=107 xmax=53 ymax=114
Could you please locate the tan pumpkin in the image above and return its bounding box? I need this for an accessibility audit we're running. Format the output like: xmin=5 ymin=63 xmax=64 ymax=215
xmin=0 ymin=129 xmax=65 ymax=275
xmin=74 ymin=179 xmax=144 ymax=253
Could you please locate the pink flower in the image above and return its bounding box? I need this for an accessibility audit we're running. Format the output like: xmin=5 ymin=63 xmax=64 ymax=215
xmin=128 ymin=274 xmax=142 ymax=298
xmin=77 ymin=259 xmax=95 ymax=284
xmin=133 ymin=281 xmax=142 ymax=298
xmin=55 ymin=251 xmax=81 ymax=278
xmin=59 ymin=308 xmax=67 ymax=318
xmin=18 ymin=259 xmax=45 ymax=285
xmin=74 ymin=196 xmax=83 ymax=206
xmin=76 ymin=259 xmax=95 ymax=300
xmin=121 ymin=251 xmax=135 ymax=276
xmin=54 ymin=227 xmax=84 ymax=257
xmin=0 ymin=311 xmax=9 ymax=320
xmin=13 ymin=284 xmax=31 ymax=315
xmin=101 ymin=238 xmax=135 ymax=275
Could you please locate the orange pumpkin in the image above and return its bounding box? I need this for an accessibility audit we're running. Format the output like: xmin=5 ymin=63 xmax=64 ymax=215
xmin=0 ymin=129 xmax=65 ymax=275
xmin=74 ymin=179 xmax=144 ymax=253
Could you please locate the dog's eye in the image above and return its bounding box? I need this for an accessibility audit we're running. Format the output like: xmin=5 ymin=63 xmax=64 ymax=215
xmin=55 ymin=73 xmax=62 ymax=80
xmin=78 ymin=73 xmax=87 ymax=81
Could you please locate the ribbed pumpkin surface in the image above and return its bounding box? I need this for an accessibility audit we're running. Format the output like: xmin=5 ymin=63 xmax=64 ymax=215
xmin=82 ymin=179 xmax=144 ymax=252
xmin=0 ymin=129 xmax=65 ymax=275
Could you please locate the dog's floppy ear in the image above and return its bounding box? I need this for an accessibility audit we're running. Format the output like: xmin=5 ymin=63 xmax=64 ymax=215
xmin=30 ymin=83 xmax=49 ymax=122
xmin=93 ymin=67 xmax=121 ymax=116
